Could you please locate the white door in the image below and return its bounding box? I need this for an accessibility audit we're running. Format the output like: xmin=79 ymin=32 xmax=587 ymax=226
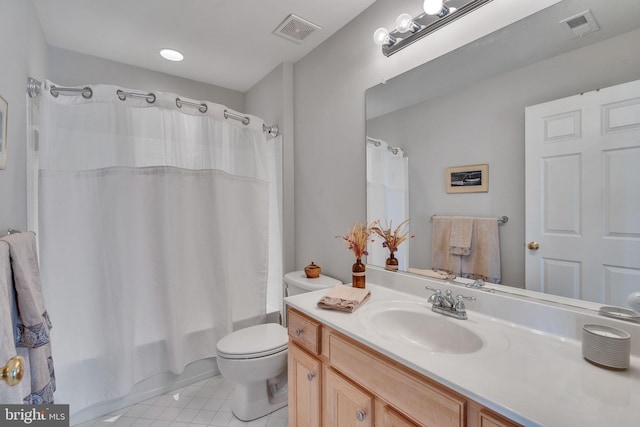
xmin=525 ymin=79 xmax=640 ymax=306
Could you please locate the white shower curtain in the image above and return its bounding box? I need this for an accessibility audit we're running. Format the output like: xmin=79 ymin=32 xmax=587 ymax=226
xmin=366 ymin=138 xmax=409 ymax=270
xmin=28 ymin=81 xmax=281 ymax=413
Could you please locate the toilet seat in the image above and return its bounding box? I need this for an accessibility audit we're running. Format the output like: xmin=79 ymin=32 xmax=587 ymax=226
xmin=217 ymin=323 xmax=288 ymax=360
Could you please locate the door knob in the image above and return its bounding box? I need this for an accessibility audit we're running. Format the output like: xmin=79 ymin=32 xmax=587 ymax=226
xmin=2 ymin=356 xmax=24 ymax=386
xmin=527 ymin=242 xmax=540 ymax=251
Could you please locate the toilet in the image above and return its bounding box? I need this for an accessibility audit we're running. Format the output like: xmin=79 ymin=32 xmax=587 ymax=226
xmin=216 ymin=270 xmax=341 ymax=421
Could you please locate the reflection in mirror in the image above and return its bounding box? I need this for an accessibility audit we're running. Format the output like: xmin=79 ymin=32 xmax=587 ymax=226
xmin=365 ymin=0 xmax=640 ymax=308
xmin=366 ymin=137 xmax=409 ymax=270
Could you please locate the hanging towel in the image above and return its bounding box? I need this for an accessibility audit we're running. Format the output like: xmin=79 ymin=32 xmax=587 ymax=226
xmin=430 ymin=216 xmax=461 ymax=275
xmin=0 ymin=241 xmax=25 ymax=403
xmin=317 ymin=284 xmax=371 ymax=313
xmin=449 ymin=216 xmax=474 ymax=255
xmin=0 ymin=232 xmax=55 ymax=404
xmin=460 ymin=218 xmax=501 ymax=284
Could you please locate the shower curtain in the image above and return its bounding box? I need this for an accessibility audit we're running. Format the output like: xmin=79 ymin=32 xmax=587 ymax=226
xmin=366 ymin=138 xmax=409 ymax=270
xmin=27 ymin=81 xmax=282 ymax=413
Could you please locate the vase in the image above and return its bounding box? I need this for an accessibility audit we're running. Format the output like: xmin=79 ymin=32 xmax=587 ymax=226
xmin=385 ymin=252 xmax=399 ymax=272
xmin=352 ymin=258 xmax=366 ymax=288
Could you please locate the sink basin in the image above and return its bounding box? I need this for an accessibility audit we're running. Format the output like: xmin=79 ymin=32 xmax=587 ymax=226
xmin=357 ymin=300 xmax=498 ymax=355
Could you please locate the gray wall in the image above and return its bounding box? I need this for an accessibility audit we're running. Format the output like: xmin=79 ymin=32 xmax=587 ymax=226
xmin=47 ymin=46 xmax=244 ymax=112
xmin=245 ymin=62 xmax=296 ymax=303
xmin=367 ymin=29 xmax=640 ymax=287
xmin=292 ymin=0 xmax=560 ymax=284
xmin=0 ymin=0 xmax=47 ymax=233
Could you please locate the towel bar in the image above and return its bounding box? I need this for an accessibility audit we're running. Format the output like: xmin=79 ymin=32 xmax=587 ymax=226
xmin=430 ymin=215 xmax=508 ymax=224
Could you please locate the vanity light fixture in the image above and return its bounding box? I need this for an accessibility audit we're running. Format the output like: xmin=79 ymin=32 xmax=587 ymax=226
xmin=374 ymin=0 xmax=493 ymax=57
xmin=159 ymin=48 xmax=184 ymax=62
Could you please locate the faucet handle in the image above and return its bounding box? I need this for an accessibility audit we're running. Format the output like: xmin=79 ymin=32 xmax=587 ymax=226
xmin=427 ymin=289 xmax=442 ymax=304
xmin=467 ymin=279 xmax=485 ymax=288
xmin=454 ymin=294 xmax=476 ymax=311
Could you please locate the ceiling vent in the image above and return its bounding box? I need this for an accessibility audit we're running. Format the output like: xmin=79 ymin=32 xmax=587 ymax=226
xmin=560 ymin=10 xmax=600 ymax=38
xmin=273 ymin=14 xmax=321 ymax=44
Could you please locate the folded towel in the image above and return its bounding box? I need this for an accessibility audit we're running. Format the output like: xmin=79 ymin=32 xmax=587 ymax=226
xmin=317 ymin=284 xmax=371 ymax=313
xmin=449 ymin=216 xmax=474 ymax=255
xmin=407 ymin=268 xmax=456 ymax=280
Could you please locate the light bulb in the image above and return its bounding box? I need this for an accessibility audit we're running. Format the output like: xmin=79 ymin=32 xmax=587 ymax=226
xmin=396 ymin=13 xmax=414 ymax=33
xmin=373 ymin=27 xmax=390 ymax=46
xmin=423 ymin=0 xmax=444 ymax=15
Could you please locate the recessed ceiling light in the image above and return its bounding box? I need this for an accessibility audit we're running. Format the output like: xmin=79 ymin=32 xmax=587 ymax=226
xmin=159 ymin=48 xmax=184 ymax=62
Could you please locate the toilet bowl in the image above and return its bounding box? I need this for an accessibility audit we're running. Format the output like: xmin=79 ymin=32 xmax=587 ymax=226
xmin=216 ymin=271 xmax=340 ymax=421
xmin=216 ymin=323 xmax=288 ymax=421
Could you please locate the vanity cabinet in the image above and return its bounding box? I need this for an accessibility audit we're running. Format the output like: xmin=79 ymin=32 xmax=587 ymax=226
xmin=287 ymin=307 xmax=522 ymax=427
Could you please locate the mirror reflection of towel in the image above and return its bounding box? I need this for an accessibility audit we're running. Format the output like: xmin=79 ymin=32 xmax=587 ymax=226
xmin=431 ymin=216 xmax=460 ymax=275
xmin=460 ymin=218 xmax=501 ymax=284
xmin=449 ymin=216 xmax=474 ymax=255
xmin=317 ymin=284 xmax=371 ymax=313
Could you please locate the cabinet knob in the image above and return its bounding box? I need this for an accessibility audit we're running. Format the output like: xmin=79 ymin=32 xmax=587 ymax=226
xmin=295 ymin=328 xmax=303 ymax=336
xmin=306 ymin=372 xmax=315 ymax=381
xmin=356 ymin=410 xmax=366 ymax=422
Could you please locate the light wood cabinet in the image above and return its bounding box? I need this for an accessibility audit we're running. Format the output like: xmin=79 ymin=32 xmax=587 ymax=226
xmin=287 ymin=307 xmax=521 ymax=427
xmin=323 ymin=366 xmax=373 ymax=427
xmin=288 ymin=341 xmax=321 ymax=427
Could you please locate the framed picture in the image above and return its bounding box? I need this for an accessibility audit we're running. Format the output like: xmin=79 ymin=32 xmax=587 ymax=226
xmin=0 ymin=95 xmax=7 ymax=170
xmin=446 ymin=164 xmax=489 ymax=193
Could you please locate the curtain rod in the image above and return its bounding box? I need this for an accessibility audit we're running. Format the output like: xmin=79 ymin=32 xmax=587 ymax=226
xmin=27 ymin=77 xmax=280 ymax=138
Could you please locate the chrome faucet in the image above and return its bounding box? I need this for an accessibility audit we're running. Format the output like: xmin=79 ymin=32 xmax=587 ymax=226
xmin=426 ymin=286 xmax=476 ymax=320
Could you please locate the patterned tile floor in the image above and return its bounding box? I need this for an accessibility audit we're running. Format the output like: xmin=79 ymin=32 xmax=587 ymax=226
xmin=73 ymin=376 xmax=288 ymax=427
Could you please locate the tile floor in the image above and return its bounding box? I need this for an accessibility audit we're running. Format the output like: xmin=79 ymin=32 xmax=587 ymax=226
xmin=74 ymin=376 xmax=288 ymax=427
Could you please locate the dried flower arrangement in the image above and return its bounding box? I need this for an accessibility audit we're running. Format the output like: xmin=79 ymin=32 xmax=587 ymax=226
xmin=338 ymin=221 xmax=373 ymax=260
xmin=370 ymin=219 xmax=413 ymax=254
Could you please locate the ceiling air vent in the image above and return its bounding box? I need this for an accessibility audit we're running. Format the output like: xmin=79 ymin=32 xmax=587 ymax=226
xmin=273 ymin=14 xmax=321 ymax=44
xmin=560 ymin=10 xmax=600 ymax=38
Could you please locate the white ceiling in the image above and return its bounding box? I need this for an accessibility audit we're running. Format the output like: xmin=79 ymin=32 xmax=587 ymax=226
xmin=32 ymin=0 xmax=376 ymax=92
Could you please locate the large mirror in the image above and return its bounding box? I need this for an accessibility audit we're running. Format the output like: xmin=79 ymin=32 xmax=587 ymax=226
xmin=366 ymin=0 xmax=640 ymax=308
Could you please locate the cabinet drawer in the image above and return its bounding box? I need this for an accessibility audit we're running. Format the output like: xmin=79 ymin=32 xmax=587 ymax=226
xmin=478 ymin=409 xmax=522 ymax=427
xmin=329 ymin=332 xmax=465 ymax=427
xmin=288 ymin=308 xmax=321 ymax=355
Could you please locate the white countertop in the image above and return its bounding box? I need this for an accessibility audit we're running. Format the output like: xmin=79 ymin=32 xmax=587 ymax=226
xmin=285 ymin=283 xmax=640 ymax=427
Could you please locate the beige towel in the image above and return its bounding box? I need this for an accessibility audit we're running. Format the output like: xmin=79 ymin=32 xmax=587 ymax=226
xmin=449 ymin=216 xmax=474 ymax=255
xmin=460 ymin=218 xmax=501 ymax=284
xmin=407 ymin=268 xmax=455 ymax=280
xmin=0 ymin=241 xmax=25 ymax=403
xmin=0 ymin=232 xmax=55 ymax=404
xmin=317 ymin=284 xmax=371 ymax=313
xmin=430 ymin=217 xmax=460 ymax=275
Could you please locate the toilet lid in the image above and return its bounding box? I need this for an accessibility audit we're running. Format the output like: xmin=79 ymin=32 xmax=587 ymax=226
xmin=216 ymin=323 xmax=288 ymax=359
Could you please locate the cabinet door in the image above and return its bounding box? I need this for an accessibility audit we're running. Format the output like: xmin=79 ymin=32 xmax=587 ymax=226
xmin=289 ymin=342 xmax=321 ymax=427
xmin=377 ymin=404 xmax=420 ymax=427
xmin=324 ymin=366 xmax=373 ymax=427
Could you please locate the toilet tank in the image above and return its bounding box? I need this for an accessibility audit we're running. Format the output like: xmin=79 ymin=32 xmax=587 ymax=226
xmin=284 ymin=270 xmax=341 ymax=296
